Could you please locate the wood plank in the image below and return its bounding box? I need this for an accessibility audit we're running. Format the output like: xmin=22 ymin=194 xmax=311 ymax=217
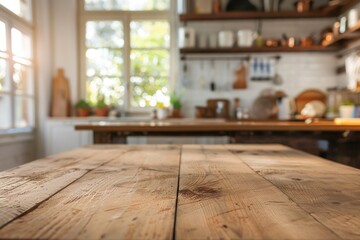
xmin=0 ymin=146 xmax=130 ymax=229
xmin=75 ymin=119 xmax=360 ymax=132
xmin=0 ymin=145 xmax=181 ymax=240
xmin=226 ymin=144 xmax=360 ymax=239
xmin=179 ymin=11 xmax=338 ymax=22
xmin=180 ymin=46 xmax=339 ymax=54
xmin=176 ymin=145 xmax=340 ymax=240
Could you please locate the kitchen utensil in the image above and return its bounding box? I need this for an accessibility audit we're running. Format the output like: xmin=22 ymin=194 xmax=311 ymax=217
xmin=198 ymin=61 xmax=206 ymax=89
xmin=265 ymin=39 xmax=280 ymax=47
xmin=233 ymin=61 xmax=247 ymax=89
xmin=181 ymin=62 xmax=190 ymax=88
xmin=226 ymin=0 xmax=257 ymax=11
xmin=295 ymin=89 xmax=327 ymax=114
xmin=301 ymin=100 xmax=326 ymax=118
xmin=207 ymin=99 xmax=230 ymax=119
xmin=339 ymin=16 xmax=347 ymax=34
xmin=348 ymin=8 xmax=360 ymax=29
xmin=295 ymin=0 xmax=313 ymax=13
xmin=210 ymin=60 xmax=216 ymax=91
xmin=264 ymin=0 xmax=274 ymax=12
xmin=273 ymin=60 xmax=283 ymax=85
xmin=195 ymin=106 xmax=215 ymax=118
xmin=252 ymin=96 xmax=278 ymax=120
xmin=333 ymin=21 xmax=340 ymax=35
xmin=51 ymin=68 xmax=71 ymax=117
xmin=219 ymin=31 xmax=234 ymax=48
xmin=300 ymin=36 xmax=314 ymax=47
xmin=237 ymin=30 xmax=257 ymax=47
xmin=194 ymin=0 xmax=212 ymax=14
xmin=178 ymin=27 xmax=196 ymax=48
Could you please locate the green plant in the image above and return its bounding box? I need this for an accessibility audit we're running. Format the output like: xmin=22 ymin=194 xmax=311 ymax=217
xmin=170 ymin=92 xmax=182 ymax=110
xmin=341 ymin=101 xmax=355 ymax=106
xmin=96 ymin=96 xmax=108 ymax=109
xmin=75 ymin=99 xmax=91 ymax=109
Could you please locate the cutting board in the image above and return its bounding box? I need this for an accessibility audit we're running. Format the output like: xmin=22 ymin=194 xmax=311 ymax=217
xmin=233 ymin=65 xmax=247 ymax=89
xmin=334 ymin=118 xmax=360 ymax=125
xmin=51 ymin=68 xmax=71 ymax=117
xmin=295 ymin=89 xmax=326 ymax=114
xmin=207 ymin=99 xmax=230 ymax=119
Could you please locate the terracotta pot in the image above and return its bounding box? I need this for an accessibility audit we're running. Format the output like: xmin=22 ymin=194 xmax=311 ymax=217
xmin=171 ymin=109 xmax=182 ymax=118
xmin=77 ymin=108 xmax=90 ymax=117
xmin=96 ymin=108 xmax=109 ymax=117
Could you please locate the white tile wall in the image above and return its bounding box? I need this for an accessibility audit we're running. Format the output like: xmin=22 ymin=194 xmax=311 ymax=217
xmin=179 ymin=19 xmax=339 ymax=117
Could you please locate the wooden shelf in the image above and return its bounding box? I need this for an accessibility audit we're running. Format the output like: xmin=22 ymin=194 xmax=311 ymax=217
xmin=180 ymin=0 xmax=359 ymax=22
xmin=180 ymin=46 xmax=339 ymax=55
xmin=179 ymin=11 xmax=338 ymax=22
xmin=324 ymin=23 xmax=360 ymax=47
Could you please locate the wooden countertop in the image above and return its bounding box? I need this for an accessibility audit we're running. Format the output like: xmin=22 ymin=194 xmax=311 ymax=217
xmin=75 ymin=119 xmax=360 ymax=132
xmin=0 ymin=145 xmax=359 ymax=239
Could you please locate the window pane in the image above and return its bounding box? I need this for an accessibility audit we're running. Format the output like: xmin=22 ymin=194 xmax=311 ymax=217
xmin=131 ymin=50 xmax=169 ymax=77
xmin=87 ymin=77 xmax=125 ymax=106
xmin=0 ymin=94 xmax=11 ymax=129
xmin=0 ymin=0 xmax=32 ymax=22
xmin=11 ymin=28 xmax=32 ymax=59
xmin=84 ymin=0 xmax=169 ymax=11
xmin=131 ymin=77 xmax=169 ymax=107
xmin=13 ymin=63 xmax=34 ymax=95
xmin=86 ymin=48 xmax=123 ymax=77
xmin=0 ymin=59 xmax=9 ymax=91
xmin=0 ymin=21 xmax=6 ymax=51
xmin=131 ymin=21 xmax=170 ymax=48
xmin=86 ymin=21 xmax=123 ymax=48
xmin=15 ymin=96 xmax=34 ymax=128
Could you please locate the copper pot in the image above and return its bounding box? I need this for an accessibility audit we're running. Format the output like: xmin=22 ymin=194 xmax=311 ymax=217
xmin=265 ymin=39 xmax=280 ymax=47
xmin=295 ymin=0 xmax=313 ymax=13
xmin=300 ymin=37 xmax=314 ymax=47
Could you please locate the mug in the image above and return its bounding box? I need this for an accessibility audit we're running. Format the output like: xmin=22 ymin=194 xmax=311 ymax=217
xmin=178 ymin=27 xmax=195 ymax=48
xmin=218 ymin=31 xmax=234 ymax=48
xmin=348 ymin=8 xmax=360 ymax=29
xmin=237 ymin=30 xmax=257 ymax=47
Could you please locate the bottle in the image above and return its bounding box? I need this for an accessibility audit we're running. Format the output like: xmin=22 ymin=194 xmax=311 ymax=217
xmin=213 ymin=0 xmax=221 ymax=14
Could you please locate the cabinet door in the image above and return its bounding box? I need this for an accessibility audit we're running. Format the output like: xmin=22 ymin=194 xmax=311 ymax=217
xmin=46 ymin=123 xmax=92 ymax=156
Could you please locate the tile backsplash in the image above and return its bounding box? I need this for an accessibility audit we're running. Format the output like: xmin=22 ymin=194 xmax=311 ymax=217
xmin=178 ymin=18 xmax=340 ymax=118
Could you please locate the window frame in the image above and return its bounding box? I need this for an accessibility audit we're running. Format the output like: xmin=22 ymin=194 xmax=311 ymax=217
xmin=0 ymin=2 xmax=35 ymax=132
xmin=78 ymin=0 xmax=177 ymax=112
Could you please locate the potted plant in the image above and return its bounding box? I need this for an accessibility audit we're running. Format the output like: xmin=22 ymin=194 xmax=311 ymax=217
xmin=95 ymin=96 xmax=109 ymax=117
xmin=339 ymin=101 xmax=355 ymax=118
xmin=75 ymin=99 xmax=91 ymax=117
xmin=170 ymin=92 xmax=182 ymax=118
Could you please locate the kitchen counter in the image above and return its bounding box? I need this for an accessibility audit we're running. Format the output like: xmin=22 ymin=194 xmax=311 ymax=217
xmin=75 ymin=118 xmax=360 ymax=132
xmin=0 ymin=144 xmax=359 ymax=239
xmin=74 ymin=119 xmax=360 ymax=144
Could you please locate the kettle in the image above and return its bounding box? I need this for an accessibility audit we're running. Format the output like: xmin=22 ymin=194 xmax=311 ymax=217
xmin=226 ymin=0 xmax=257 ymax=11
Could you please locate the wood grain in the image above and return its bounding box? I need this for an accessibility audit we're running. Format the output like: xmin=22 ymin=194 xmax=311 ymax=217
xmin=0 ymin=145 xmax=180 ymax=240
xmin=0 ymin=146 xmax=129 ymax=228
xmin=75 ymin=119 xmax=360 ymax=132
xmin=1 ymin=144 xmax=359 ymax=240
xmin=176 ymin=145 xmax=340 ymax=240
xmin=226 ymin=144 xmax=360 ymax=240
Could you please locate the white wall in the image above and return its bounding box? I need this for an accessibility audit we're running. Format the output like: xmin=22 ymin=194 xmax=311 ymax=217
xmin=0 ymin=134 xmax=34 ymax=171
xmin=32 ymin=0 xmax=346 ymax=158
xmin=179 ymin=18 xmax=338 ymax=117
xmin=34 ymin=0 xmax=78 ymax=158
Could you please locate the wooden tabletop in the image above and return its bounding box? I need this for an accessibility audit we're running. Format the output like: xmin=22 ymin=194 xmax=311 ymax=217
xmin=75 ymin=119 xmax=360 ymax=132
xmin=0 ymin=145 xmax=359 ymax=240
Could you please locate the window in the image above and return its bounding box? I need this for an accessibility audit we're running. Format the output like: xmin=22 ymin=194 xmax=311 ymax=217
xmin=80 ymin=0 xmax=173 ymax=110
xmin=0 ymin=1 xmax=34 ymax=131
